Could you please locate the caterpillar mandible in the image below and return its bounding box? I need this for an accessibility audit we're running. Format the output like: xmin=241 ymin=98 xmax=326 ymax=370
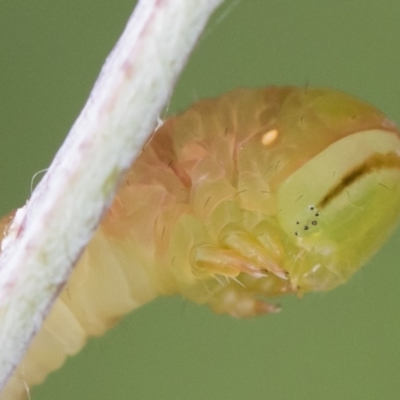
xmin=2 ymin=86 xmax=400 ymax=399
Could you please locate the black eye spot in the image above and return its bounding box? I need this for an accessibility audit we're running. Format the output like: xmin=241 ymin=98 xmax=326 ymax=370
xmin=295 ymin=205 xmax=321 ymax=236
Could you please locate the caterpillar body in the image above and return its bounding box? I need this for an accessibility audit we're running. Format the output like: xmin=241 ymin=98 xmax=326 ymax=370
xmin=2 ymin=86 xmax=400 ymax=399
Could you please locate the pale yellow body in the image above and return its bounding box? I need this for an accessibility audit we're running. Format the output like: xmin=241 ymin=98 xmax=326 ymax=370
xmin=2 ymin=87 xmax=400 ymax=399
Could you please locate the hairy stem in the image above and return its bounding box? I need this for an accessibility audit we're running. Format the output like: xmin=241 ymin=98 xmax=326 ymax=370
xmin=0 ymin=0 xmax=223 ymax=392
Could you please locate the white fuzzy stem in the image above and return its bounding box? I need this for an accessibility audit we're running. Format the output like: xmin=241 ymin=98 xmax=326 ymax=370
xmin=0 ymin=0 xmax=223 ymax=392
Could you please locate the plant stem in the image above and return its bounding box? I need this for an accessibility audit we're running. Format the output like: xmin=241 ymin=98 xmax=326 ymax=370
xmin=0 ymin=0 xmax=224 ymax=392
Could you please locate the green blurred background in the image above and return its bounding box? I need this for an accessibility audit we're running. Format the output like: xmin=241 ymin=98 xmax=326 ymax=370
xmin=1 ymin=1 xmax=400 ymax=399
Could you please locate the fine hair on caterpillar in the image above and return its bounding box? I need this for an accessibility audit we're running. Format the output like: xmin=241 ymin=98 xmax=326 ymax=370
xmin=29 ymin=168 xmax=48 ymax=195
xmin=2 ymin=86 xmax=400 ymax=399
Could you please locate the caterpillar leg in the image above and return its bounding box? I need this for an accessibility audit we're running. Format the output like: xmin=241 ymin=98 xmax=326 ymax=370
xmin=192 ymin=230 xmax=288 ymax=281
xmin=189 ymin=230 xmax=291 ymax=318
xmin=193 ymin=245 xmax=269 ymax=279
xmin=208 ymin=285 xmax=282 ymax=318
xmin=220 ymin=231 xmax=288 ymax=280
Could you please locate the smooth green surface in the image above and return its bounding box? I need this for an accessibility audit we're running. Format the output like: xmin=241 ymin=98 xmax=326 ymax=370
xmin=1 ymin=1 xmax=400 ymax=399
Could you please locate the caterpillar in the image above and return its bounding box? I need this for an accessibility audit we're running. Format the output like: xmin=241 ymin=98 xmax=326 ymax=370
xmin=2 ymin=86 xmax=400 ymax=399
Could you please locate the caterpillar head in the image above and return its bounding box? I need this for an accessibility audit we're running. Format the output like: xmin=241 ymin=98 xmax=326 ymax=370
xmin=274 ymin=90 xmax=400 ymax=293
